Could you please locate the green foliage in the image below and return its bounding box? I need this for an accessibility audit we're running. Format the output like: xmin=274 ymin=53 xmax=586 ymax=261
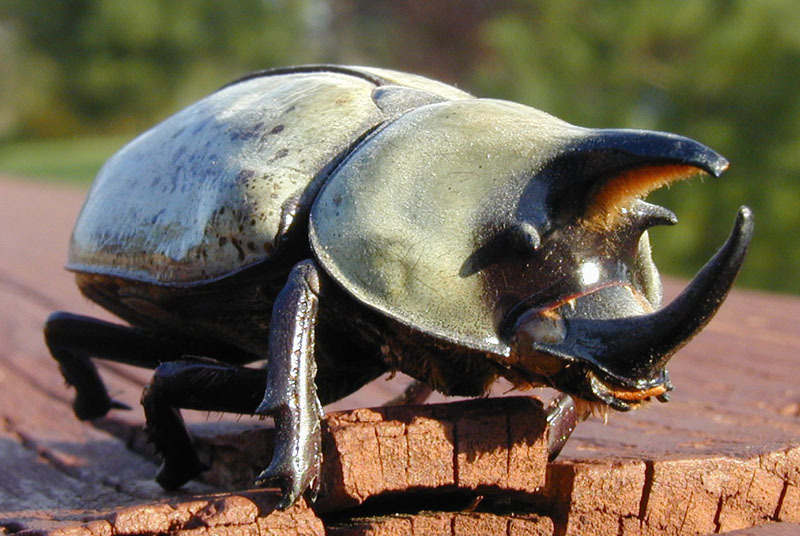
xmin=0 ymin=135 xmax=128 ymax=183
xmin=0 ymin=0 xmax=313 ymax=136
xmin=1 ymin=0 xmax=798 ymax=293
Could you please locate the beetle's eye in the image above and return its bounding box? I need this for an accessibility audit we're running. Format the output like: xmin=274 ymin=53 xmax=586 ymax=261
xmin=508 ymin=222 xmax=542 ymax=254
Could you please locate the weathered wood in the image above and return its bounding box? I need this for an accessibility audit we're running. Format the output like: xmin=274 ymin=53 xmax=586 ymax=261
xmin=326 ymin=511 xmax=555 ymax=536
xmin=1 ymin=176 xmax=800 ymax=535
xmin=191 ymin=396 xmax=548 ymax=511
xmin=537 ymin=449 xmax=800 ymax=535
xmin=17 ymin=493 xmax=324 ymax=536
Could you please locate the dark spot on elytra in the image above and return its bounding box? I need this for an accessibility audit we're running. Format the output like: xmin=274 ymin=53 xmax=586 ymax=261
xmin=230 ymin=122 xmax=263 ymax=142
xmin=275 ymin=148 xmax=289 ymax=159
xmin=333 ymin=194 xmax=342 ymax=207
xmin=168 ymin=169 xmax=180 ymax=194
xmin=247 ymin=241 xmax=256 ymax=251
xmin=230 ymin=237 xmax=246 ymax=261
xmin=219 ymin=207 xmax=226 ymax=215
xmin=172 ymin=145 xmax=187 ymax=163
xmin=219 ymin=236 xmax=227 ymax=246
xmin=150 ymin=209 xmax=166 ymax=224
xmin=270 ymin=124 xmax=285 ymax=134
xmin=236 ymin=169 xmax=255 ymax=183
xmin=250 ymin=219 xmax=256 ymax=226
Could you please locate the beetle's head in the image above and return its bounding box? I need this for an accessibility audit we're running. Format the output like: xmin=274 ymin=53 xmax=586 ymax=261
xmin=479 ymin=130 xmax=753 ymax=410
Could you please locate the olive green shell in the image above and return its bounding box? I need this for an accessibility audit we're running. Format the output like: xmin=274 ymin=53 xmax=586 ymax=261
xmin=310 ymin=99 xmax=587 ymax=355
xmin=68 ymin=66 xmax=471 ymax=284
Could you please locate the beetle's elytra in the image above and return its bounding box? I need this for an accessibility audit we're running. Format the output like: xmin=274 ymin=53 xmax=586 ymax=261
xmin=44 ymin=65 xmax=752 ymax=508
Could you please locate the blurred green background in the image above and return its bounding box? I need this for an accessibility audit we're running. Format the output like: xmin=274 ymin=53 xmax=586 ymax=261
xmin=0 ymin=0 xmax=797 ymax=293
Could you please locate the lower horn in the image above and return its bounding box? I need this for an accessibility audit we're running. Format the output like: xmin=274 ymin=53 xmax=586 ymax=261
xmin=549 ymin=206 xmax=753 ymax=382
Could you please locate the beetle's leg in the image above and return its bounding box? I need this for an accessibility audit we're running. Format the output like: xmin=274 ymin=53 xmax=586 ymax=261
xmin=546 ymin=393 xmax=589 ymax=460
xmin=383 ymin=379 xmax=433 ymax=406
xmin=253 ymin=259 xmax=323 ymax=510
xmin=44 ymin=311 xmax=186 ymax=420
xmin=140 ymin=360 xmax=266 ymax=489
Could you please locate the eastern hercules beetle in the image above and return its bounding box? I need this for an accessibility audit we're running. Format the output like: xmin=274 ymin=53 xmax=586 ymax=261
xmin=45 ymin=65 xmax=752 ymax=508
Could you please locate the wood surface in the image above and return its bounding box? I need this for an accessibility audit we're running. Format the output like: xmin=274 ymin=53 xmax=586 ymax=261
xmin=1 ymin=176 xmax=799 ymax=535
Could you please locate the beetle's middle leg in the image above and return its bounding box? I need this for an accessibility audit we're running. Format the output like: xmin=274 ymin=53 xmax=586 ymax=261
xmin=140 ymin=360 xmax=266 ymax=490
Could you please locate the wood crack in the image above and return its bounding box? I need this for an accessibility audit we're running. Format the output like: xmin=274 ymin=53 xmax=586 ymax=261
xmin=638 ymin=459 xmax=654 ymax=522
xmin=452 ymin=412 xmax=459 ymax=487
xmin=773 ymin=478 xmax=789 ymax=521
xmin=3 ymin=416 xmax=84 ymax=483
xmin=713 ymin=492 xmax=725 ymax=533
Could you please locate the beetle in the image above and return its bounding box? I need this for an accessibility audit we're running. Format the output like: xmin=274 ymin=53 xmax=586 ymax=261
xmin=44 ymin=65 xmax=752 ymax=509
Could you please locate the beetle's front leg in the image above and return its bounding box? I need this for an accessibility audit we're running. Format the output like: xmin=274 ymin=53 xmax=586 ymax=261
xmin=546 ymin=393 xmax=593 ymax=460
xmin=254 ymin=259 xmax=323 ymax=509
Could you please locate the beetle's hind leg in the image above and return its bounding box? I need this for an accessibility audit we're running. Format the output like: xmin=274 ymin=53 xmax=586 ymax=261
xmin=44 ymin=311 xmax=188 ymax=420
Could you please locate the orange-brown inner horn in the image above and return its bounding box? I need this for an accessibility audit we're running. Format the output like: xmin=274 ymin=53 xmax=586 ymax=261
xmin=584 ymin=164 xmax=705 ymax=229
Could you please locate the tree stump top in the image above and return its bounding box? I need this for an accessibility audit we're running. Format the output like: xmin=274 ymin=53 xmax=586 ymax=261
xmin=1 ymin=176 xmax=798 ymax=535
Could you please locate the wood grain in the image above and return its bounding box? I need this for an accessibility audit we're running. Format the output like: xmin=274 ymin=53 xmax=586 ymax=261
xmin=190 ymin=396 xmax=548 ymax=511
xmin=1 ymin=176 xmax=798 ymax=535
